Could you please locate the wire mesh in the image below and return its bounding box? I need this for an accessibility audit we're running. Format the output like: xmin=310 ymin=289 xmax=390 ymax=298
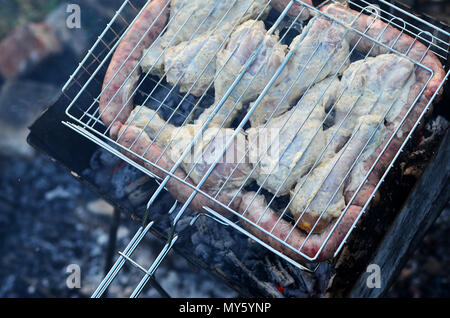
xmin=59 ymin=0 xmax=449 ymax=296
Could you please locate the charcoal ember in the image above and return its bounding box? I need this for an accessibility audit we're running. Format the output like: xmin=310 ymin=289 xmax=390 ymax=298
xmin=89 ymin=147 xmax=122 ymax=169
xmin=282 ymin=264 xmax=316 ymax=298
xmin=193 ymin=242 xmax=214 ymax=262
xmin=189 ymin=214 xmax=307 ymax=296
xmin=187 ymin=211 xmax=333 ymax=297
xmin=265 ymin=258 xmax=295 ymax=287
xmin=225 ymin=250 xmax=283 ymax=298
xmin=172 ymin=213 xmax=194 ymax=235
xmin=313 ymin=262 xmax=334 ymax=293
xmin=191 ymin=218 xmax=234 ymax=263
xmin=0 ymin=22 xmax=63 ymax=79
xmin=424 ymin=115 xmax=449 ymax=140
xmin=240 ymin=240 xmax=272 ymax=274
xmin=111 ymin=164 xmax=147 ymax=200
xmin=125 ymin=176 xmax=156 ymax=207
xmin=138 ymin=76 xmax=215 ymax=125
xmin=285 ymin=262 xmax=333 ymax=298
xmin=84 ymin=148 xmax=121 ymax=194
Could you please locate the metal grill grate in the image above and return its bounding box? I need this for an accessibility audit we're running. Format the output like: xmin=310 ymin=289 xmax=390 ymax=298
xmin=59 ymin=0 xmax=449 ymax=297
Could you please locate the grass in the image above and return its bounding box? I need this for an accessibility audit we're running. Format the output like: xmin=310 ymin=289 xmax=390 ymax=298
xmin=0 ymin=0 xmax=63 ymax=39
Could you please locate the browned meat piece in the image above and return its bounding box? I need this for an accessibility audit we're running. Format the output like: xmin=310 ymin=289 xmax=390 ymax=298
xmin=163 ymin=28 xmax=229 ymax=97
xmin=249 ymin=14 xmax=352 ymax=126
xmin=196 ymin=20 xmax=288 ymax=127
xmin=318 ymin=3 xmax=445 ymax=225
xmin=142 ymin=0 xmax=271 ymax=78
xmin=323 ymin=54 xmax=415 ymax=160
xmin=290 ymin=115 xmax=383 ymax=233
xmin=247 ymin=52 xmax=415 ymax=202
xmin=247 ymin=77 xmax=339 ymax=196
xmin=125 ymin=106 xmax=253 ymax=195
xmin=322 ymin=2 xmax=445 ymax=101
xmin=238 ymin=191 xmax=364 ymax=262
xmin=142 ymin=0 xmax=315 ymax=81
xmin=280 ymin=53 xmax=417 ymax=234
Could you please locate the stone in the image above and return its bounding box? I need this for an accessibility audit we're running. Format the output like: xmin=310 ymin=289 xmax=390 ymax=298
xmin=0 ymin=80 xmax=60 ymax=157
xmin=0 ymin=22 xmax=63 ymax=79
xmin=87 ymin=199 xmax=115 ymax=216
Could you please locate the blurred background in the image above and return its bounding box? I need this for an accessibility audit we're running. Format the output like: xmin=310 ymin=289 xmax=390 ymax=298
xmin=0 ymin=0 xmax=448 ymax=298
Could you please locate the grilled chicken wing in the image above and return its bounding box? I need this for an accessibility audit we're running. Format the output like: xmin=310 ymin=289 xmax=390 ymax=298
xmin=288 ymin=54 xmax=415 ymax=233
xmin=126 ymin=105 xmax=253 ymax=194
xmin=245 ymin=54 xmax=410 ymax=198
xmin=142 ymin=0 xmax=270 ymax=78
xmin=247 ymin=77 xmax=339 ymax=196
xmin=290 ymin=115 xmax=382 ymax=233
xmin=163 ymin=27 xmax=229 ymax=97
xmin=196 ymin=19 xmax=288 ymax=127
xmin=324 ymin=54 xmax=415 ymax=160
xmin=249 ymin=14 xmax=352 ymax=126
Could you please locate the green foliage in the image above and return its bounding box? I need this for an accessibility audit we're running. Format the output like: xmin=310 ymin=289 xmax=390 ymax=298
xmin=0 ymin=0 xmax=63 ymax=39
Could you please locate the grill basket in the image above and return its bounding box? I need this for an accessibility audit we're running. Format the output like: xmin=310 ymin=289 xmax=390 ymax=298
xmin=59 ymin=0 xmax=449 ymax=297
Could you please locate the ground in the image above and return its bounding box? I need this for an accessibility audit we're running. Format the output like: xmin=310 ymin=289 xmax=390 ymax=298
xmin=0 ymin=151 xmax=448 ymax=297
xmin=0 ymin=153 xmax=238 ymax=298
xmin=0 ymin=0 xmax=448 ymax=298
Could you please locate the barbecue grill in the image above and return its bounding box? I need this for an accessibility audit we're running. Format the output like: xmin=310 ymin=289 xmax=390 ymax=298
xmin=27 ymin=0 xmax=449 ymax=297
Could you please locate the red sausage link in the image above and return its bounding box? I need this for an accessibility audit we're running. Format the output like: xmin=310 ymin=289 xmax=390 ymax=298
xmin=270 ymin=0 xmax=314 ymax=20
xmin=99 ymin=0 xmax=169 ymax=138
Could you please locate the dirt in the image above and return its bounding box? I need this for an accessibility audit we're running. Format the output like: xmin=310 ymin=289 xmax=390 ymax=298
xmin=0 ymin=153 xmax=238 ymax=298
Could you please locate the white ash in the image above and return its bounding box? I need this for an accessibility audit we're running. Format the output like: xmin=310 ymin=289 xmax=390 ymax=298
xmin=425 ymin=115 xmax=449 ymax=137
